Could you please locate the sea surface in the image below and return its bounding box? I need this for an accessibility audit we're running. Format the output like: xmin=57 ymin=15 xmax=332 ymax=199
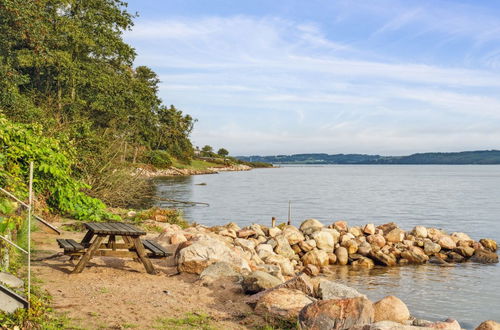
xmin=153 ymin=165 xmax=500 ymax=328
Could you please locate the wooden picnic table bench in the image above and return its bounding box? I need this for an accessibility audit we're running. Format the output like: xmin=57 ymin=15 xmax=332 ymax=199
xmin=57 ymin=222 xmax=170 ymax=274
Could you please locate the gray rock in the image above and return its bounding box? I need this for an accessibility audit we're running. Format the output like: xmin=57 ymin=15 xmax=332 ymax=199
xmin=199 ymin=262 xmax=242 ymax=282
xmin=318 ymin=279 xmax=367 ymax=300
xmin=0 ymin=272 xmax=24 ymax=289
xmin=242 ymin=271 xmax=283 ymax=294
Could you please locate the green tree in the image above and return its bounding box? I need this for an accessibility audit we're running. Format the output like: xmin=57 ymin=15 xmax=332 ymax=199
xmin=217 ymin=148 xmax=229 ymax=157
xmin=201 ymin=145 xmax=214 ymax=157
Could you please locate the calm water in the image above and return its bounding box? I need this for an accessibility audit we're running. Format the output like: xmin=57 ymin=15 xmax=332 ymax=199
xmin=154 ymin=165 xmax=500 ymax=328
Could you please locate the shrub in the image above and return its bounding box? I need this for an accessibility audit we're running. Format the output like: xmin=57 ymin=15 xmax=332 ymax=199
xmin=146 ymin=150 xmax=173 ymax=169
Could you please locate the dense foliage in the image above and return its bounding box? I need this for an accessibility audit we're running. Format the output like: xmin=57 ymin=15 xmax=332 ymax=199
xmin=0 ymin=0 xmax=195 ymax=208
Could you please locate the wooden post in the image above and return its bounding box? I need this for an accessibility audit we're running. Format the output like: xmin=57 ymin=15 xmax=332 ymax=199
xmin=132 ymin=237 xmax=156 ymax=275
xmin=287 ymin=200 xmax=291 ymax=226
xmin=72 ymin=235 xmax=105 ymax=273
xmin=271 ymin=217 xmax=276 ymax=228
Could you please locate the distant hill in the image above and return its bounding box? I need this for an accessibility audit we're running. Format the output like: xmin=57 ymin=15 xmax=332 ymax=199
xmin=236 ymin=150 xmax=500 ymax=165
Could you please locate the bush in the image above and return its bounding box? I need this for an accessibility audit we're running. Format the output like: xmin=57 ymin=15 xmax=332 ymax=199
xmin=147 ymin=150 xmax=173 ymax=169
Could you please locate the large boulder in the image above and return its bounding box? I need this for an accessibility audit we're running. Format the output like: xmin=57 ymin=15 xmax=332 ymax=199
xmin=401 ymin=247 xmax=429 ymax=264
xmin=242 ymin=270 xmax=283 ymax=294
xmin=312 ymin=231 xmax=334 ymax=251
xmin=317 ymin=279 xmax=367 ymax=300
xmin=177 ymin=237 xmax=251 ymax=274
xmin=373 ymin=295 xmax=410 ymax=323
xmin=199 ymin=262 xmax=242 ymax=282
xmin=302 ymin=249 xmax=329 ymax=267
xmin=475 ymin=320 xmax=500 ymax=330
xmin=299 ymin=297 xmax=374 ymax=330
xmin=254 ymin=288 xmax=315 ymax=321
xmin=300 ymin=219 xmax=325 ymax=235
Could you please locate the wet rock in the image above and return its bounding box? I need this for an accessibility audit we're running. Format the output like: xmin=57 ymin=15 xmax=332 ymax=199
xmin=318 ymin=279 xmax=367 ymax=300
xmin=302 ymin=249 xmax=329 ymax=267
xmin=335 ymin=247 xmax=349 ymax=265
xmin=254 ymin=288 xmax=315 ymax=321
xmin=177 ymin=237 xmax=251 ymax=274
xmin=437 ymin=236 xmax=456 ymax=250
xmin=327 ymin=252 xmax=337 ymax=265
xmin=401 ymin=247 xmax=429 ymax=264
xmin=412 ymin=226 xmax=428 ymax=238
xmin=299 ymin=297 xmax=374 ymax=330
xmin=446 ymin=251 xmax=465 ymax=263
xmin=370 ymin=250 xmax=397 ymax=267
xmin=470 ymin=249 xmax=499 ymax=264
xmin=300 ymin=219 xmax=325 ymax=235
xmin=352 ymin=257 xmax=375 ymax=269
xmin=312 ymin=230 xmax=335 ymax=251
xmin=475 ymin=320 xmax=500 ymax=330
xmin=242 ymin=270 xmax=283 ymax=294
xmin=424 ymin=241 xmax=441 ymax=255
xmin=304 ymin=264 xmax=320 ymax=276
xmin=385 ymin=228 xmax=405 ymax=243
xmin=363 ymin=223 xmax=376 ymax=235
xmin=367 ymin=234 xmax=386 ymax=248
xmin=429 ymin=256 xmax=453 ymax=266
xmin=373 ymin=295 xmax=410 ymax=323
xmin=480 ymin=239 xmax=498 ymax=252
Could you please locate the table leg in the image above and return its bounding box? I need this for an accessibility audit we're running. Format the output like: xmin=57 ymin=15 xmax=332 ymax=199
xmin=80 ymin=231 xmax=94 ymax=247
xmin=123 ymin=236 xmax=139 ymax=262
xmin=133 ymin=237 xmax=156 ymax=275
xmin=72 ymin=235 xmax=105 ymax=274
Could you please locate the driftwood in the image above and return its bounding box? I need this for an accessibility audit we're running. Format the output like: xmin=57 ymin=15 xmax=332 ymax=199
xmin=152 ymin=196 xmax=209 ymax=206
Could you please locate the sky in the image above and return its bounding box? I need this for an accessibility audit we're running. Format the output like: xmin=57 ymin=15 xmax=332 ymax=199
xmin=124 ymin=0 xmax=500 ymax=156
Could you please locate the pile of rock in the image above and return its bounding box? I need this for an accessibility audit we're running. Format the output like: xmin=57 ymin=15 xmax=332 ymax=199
xmin=157 ymin=219 xmax=498 ymax=279
xmin=154 ymin=219 xmax=499 ymax=329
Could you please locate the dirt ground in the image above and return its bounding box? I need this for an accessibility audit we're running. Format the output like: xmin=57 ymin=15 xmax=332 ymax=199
xmin=31 ymin=225 xmax=266 ymax=330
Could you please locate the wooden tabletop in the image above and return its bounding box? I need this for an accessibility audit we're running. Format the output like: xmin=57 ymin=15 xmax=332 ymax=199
xmin=84 ymin=222 xmax=146 ymax=236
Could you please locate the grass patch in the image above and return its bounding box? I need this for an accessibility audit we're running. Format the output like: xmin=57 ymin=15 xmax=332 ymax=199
xmin=154 ymin=312 xmax=215 ymax=330
xmin=171 ymin=158 xmax=222 ymax=170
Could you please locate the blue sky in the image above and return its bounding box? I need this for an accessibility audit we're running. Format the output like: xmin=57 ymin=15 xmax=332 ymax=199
xmin=124 ymin=0 xmax=500 ymax=156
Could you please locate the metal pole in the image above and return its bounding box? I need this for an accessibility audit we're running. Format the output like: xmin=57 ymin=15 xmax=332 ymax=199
xmin=27 ymin=162 xmax=33 ymax=309
xmin=287 ymin=200 xmax=291 ymax=225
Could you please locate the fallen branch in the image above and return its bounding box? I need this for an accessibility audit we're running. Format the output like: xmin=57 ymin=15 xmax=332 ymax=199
xmin=152 ymin=196 xmax=209 ymax=206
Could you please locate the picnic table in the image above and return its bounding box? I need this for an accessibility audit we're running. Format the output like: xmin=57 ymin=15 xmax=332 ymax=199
xmin=57 ymin=222 xmax=169 ymax=274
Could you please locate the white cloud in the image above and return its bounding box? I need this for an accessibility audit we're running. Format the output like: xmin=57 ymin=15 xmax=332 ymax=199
xmin=125 ymin=15 xmax=500 ymax=155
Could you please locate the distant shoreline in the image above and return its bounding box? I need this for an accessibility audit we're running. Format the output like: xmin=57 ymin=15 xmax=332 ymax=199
xmin=237 ymin=149 xmax=500 ymax=165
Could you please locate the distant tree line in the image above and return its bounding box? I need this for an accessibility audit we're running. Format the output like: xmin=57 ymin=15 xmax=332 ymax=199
xmin=237 ymin=150 xmax=500 ymax=165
